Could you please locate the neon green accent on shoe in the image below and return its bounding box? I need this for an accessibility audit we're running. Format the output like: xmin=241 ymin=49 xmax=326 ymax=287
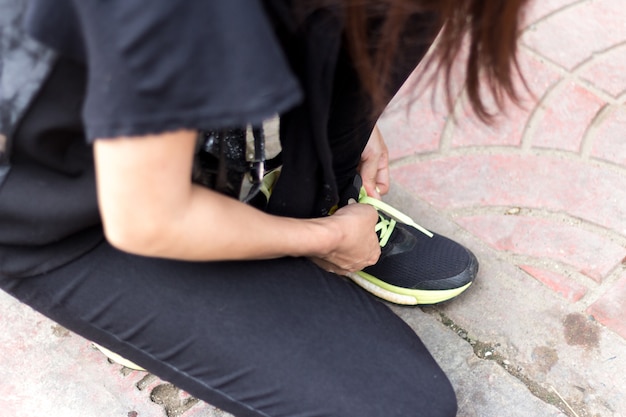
xmin=92 ymin=343 xmax=146 ymax=371
xmin=259 ymin=168 xmax=281 ymax=200
xmin=350 ymin=186 xmax=474 ymax=305
xmin=357 ymin=187 xmax=433 ymax=241
xmin=348 ymin=270 xmax=473 ymax=305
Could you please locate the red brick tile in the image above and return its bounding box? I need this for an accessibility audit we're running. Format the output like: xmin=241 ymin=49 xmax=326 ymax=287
xmin=380 ymin=52 xmax=467 ymax=160
xmin=391 ymin=154 xmax=626 ymax=236
xmin=522 ymin=0 xmax=582 ymax=28
xmin=379 ymin=91 xmax=447 ymax=160
xmin=591 ymin=106 xmax=626 ymax=166
xmin=522 ymin=0 xmax=626 ymax=70
xmin=516 ymin=49 xmax=564 ymax=102
xmin=449 ymin=99 xmax=528 ymax=148
xmin=449 ymin=52 xmax=560 ymax=148
xmin=456 ymin=214 xmax=624 ymax=282
xmin=578 ymin=43 xmax=626 ymax=98
xmin=531 ymin=82 xmax=605 ymax=153
xmin=587 ymin=275 xmax=626 ymax=340
xmin=520 ymin=265 xmax=588 ymax=302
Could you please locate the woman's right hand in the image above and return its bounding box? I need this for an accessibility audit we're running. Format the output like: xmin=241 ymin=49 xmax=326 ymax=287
xmin=310 ymin=202 xmax=381 ymax=275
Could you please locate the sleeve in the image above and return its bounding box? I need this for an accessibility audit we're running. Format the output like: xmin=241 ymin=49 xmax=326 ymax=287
xmin=35 ymin=0 xmax=303 ymax=140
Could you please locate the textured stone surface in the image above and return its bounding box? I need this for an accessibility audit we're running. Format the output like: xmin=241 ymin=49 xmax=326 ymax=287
xmin=3 ymin=1 xmax=626 ymax=416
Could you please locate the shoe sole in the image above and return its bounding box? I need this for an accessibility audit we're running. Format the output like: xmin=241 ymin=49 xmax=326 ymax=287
xmin=346 ymin=271 xmax=473 ymax=305
xmin=92 ymin=343 xmax=146 ymax=371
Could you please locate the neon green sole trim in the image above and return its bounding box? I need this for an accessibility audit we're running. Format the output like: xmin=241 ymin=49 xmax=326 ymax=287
xmin=347 ymin=271 xmax=473 ymax=305
xmin=92 ymin=343 xmax=146 ymax=371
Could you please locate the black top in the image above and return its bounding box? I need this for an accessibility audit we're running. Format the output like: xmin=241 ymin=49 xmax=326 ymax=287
xmin=25 ymin=0 xmax=303 ymax=140
xmin=0 ymin=0 xmax=351 ymax=277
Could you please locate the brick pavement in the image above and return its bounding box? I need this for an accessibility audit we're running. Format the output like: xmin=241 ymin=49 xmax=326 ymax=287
xmin=381 ymin=0 xmax=626 ymax=341
xmin=2 ymin=1 xmax=626 ymax=417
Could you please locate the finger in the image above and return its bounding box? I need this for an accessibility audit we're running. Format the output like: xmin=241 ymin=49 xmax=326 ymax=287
xmin=360 ymin=156 xmax=382 ymax=199
xmin=309 ymin=257 xmax=345 ymax=275
xmin=375 ymin=162 xmax=390 ymax=196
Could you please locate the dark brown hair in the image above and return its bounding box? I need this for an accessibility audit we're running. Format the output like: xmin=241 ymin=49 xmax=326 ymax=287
xmin=343 ymin=0 xmax=531 ymax=122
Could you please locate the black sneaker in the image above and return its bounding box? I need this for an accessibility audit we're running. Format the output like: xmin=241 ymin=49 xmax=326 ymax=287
xmin=343 ymin=177 xmax=478 ymax=305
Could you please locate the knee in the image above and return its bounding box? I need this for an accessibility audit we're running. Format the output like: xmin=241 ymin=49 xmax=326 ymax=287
xmin=427 ymin=376 xmax=458 ymax=417
xmin=323 ymin=372 xmax=458 ymax=417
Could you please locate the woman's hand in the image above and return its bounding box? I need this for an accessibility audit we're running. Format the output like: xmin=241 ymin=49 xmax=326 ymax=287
xmin=358 ymin=124 xmax=389 ymax=199
xmin=309 ymin=201 xmax=380 ymax=275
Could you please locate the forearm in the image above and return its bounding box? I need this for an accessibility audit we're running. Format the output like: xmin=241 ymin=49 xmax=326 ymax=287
xmin=113 ymin=183 xmax=337 ymax=261
xmin=94 ymin=130 xmax=378 ymax=270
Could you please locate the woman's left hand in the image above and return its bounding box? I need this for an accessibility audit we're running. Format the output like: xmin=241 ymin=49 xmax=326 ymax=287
xmin=358 ymin=124 xmax=389 ymax=199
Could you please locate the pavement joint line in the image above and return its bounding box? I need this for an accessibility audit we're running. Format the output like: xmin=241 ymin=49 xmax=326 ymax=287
xmin=520 ymin=44 xmax=623 ymax=106
xmin=448 ymin=206 xmax=626 ymax=246
xmin=438 ymin=86 xmax=465 ymax=154
xmin=389 ymin=144 xmax=573 ymax=164
xmin=136 ymin=373 xmax=159 ymax=391
xmin=516 ymin=73 xmax=614 ymax=157
xmin=586 ymin=152 xmax=626 ymax=175
xmin=615 ymin=90 xmax=626 ymax=105
xmin=517 ymin=94 xmax=541 ymax=154
xmin=463 ymin=249 xmax=601 ymax=304
xmin=571 ymin=39 xmax=626 ymax=100
xmin=519 ymin=0 xmax=588 ymax=33
xmin=572 ymin=37 xmax=626 ymax=71
xmin=505 ymin=254 xmax=601 ymax=296
xmin=518 ymin=44 xmax=575 ymax=76
xmin=523 ymin=77 xmax=585 ymax=136
xmin=389 ymin=145 xmax=626 ymax=180
xmin=521 ymin=37 xmax=598 ymax=79
xmin=582 ymin=261 xmax=626 ymax=309
xmin=421 ymin=307 xmax=589 ymax=417
xmin=439 ymin=205 xmax=626 ymax=310
xmin=579 ymin=103 xmax=614 ymax=160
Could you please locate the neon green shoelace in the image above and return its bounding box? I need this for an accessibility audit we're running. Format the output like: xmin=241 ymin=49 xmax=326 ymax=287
xmin=358 ymin=188 xmax=433 ymax=247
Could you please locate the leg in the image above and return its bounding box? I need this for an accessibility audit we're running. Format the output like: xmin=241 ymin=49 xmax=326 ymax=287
xmin=0 ymin=241 xmax=457 ymax=417
xmin=328 ymin=12 xmax=441 ymax=190
xmin=325 ymin=13 xmax=477 ymax=306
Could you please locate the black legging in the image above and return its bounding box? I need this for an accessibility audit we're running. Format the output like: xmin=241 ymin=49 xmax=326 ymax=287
xmin=0 ymin=11 xmax=457 ymax=417
xmin=1 ymin=242 xmax=457 ymax=417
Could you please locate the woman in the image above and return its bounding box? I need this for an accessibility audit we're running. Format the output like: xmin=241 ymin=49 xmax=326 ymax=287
xmin=0 ymin=0 xmax=528 ymax=416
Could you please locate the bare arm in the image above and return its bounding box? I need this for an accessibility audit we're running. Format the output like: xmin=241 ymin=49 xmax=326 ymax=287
xmin=93 ymin=130 xmax=380 ymax=273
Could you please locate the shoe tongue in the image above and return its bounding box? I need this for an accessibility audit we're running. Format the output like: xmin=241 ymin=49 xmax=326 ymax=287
xmin=379 ymin=217 xmax=417 ymax=257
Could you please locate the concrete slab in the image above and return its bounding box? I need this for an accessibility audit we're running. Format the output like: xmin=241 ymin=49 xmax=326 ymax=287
xmin=384 ymin=185 xmax=626 ymax=417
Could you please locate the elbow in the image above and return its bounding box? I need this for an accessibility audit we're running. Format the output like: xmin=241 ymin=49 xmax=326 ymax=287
xmin=101 ymin=214 xmax=169 ymax=257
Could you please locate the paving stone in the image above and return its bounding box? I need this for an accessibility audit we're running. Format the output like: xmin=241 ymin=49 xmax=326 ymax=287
xmin=456 ymin=214 xmax=625 ymax=282
xmin=522 ymin=0 xmax=582 ymax=27
xmin=447 ymin=52 xmax=561 ymax=149
xmin=4 ymin=0 xmax=626 ymax=416
xmin=0 ymin=291 xmax=230 ymax=417
xmin=378 ymin=48 xmax=474 ymax=157
xmin=515 ymin=48 xmax=564 ymax=102
xmin=392 ymin=306 xmax=568 ymax=417
xmin=591 ymin=105 xmax=626 ymax=166
xmin=519 ymin=265 xmax=588 ymax=302
xmin=0 ymin=293 xmax=160 ymax=417
xmin=587 ymin=275 xmax=626 ymax=339
xmin=449 ymin=99 xmax=528 ymax=148
xmin=391 ymin=154 xmax=626 ymax=236
xmin=378 ymin=89 xmax=447 ymax=159
xmin=522 ymin=0 xmax=626 ymax=71
xmin=0 ymin=286 xmax=572 ymax=417
xmin=530 ymin=81 xmax=605 ymax=153
xmin=384 ymin=186 xmax=626 ymax=417
xmin=578 ymin=43 xmax=626 ymax=99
